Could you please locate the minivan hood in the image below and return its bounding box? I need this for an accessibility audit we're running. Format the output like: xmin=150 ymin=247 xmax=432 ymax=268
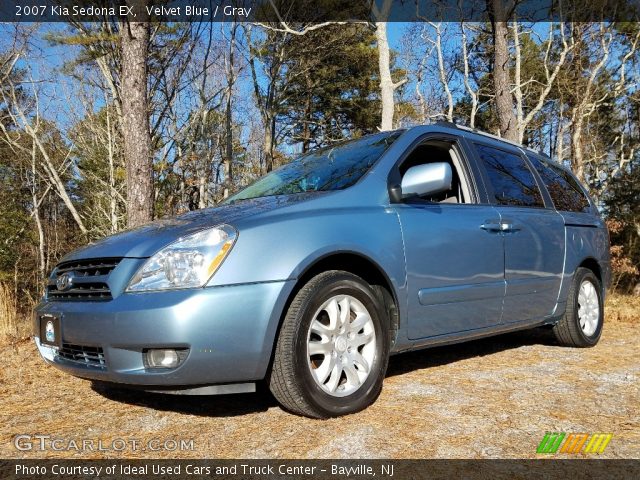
xmin=60 ymin=193 xmax=321 ymax=262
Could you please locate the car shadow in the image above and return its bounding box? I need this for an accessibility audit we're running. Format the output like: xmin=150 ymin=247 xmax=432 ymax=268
xmin=91 ymin=327 xmax=558 ymax=416
xmin=90 ymin=381 xmax=278 ymax=417
xmin=386 ymin=326 xmax=559 ymax=377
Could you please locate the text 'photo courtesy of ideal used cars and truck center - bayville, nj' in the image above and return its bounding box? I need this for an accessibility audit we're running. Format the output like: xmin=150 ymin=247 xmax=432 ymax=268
xmin=1 ymin=0 xmax=640 ymax=479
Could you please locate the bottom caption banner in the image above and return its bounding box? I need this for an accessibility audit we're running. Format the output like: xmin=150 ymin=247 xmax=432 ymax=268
xmin=1 ymin=459 xmax=639 ymax=479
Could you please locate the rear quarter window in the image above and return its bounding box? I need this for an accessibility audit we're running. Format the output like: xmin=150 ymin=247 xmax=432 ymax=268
xmin=526 ymin=154 xmax=591 ymax=213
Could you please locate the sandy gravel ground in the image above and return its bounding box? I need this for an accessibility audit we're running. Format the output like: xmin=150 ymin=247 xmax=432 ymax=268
xmin=1 ymin=297 xmax=638 ymax=459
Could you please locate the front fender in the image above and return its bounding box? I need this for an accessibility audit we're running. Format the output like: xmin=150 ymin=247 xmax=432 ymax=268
xmin=209 ymin=206 xmax=406 ymax=291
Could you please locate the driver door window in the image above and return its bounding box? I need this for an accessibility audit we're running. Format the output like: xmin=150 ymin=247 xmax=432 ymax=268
xmin=399 ymin=142 xmax=471 ymax=204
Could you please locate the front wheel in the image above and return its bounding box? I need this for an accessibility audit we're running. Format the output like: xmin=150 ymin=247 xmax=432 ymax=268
xmin=553 ymin=267 xmax=604 ymax=347
xmin=269 ymin=271 xmax=390 ymax=418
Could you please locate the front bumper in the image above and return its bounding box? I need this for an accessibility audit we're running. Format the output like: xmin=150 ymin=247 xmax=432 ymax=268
xmin=33 ymin=280 xmax=295 ymax=387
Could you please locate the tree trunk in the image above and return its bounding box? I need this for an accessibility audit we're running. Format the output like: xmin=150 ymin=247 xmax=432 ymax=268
xmin=554 ymin=119 xmax=566 ymax=163
xmin=433 ymin=23 xmax=453 ymax=122
xmin=105 ymin=101 xmax=118 ymax=233
xmin=415 ymin=65 xmax=427 ymax=123
xmin=120 ymin=15 xmax=153 ymax=227
xmin=223 ymin=92 xmax=233 ymax=198
xmin=198 ymin=175 xmax=206 ymax=209
xmin=571 ymin=119 xmax=586 ymax=182
xmin=223 ymin=23 xmax=237 ymax=199
xmin=490 ymin=0 xmax=518 ymax=141
xmin=302 ymin=72 xmax=312 ymax=153
xmin=512 ymin=19 xmax=523 ymax=142
xmin=248 ymin=48 xmax=278 ymax=174
xmin=376 ymin=22 xmax=395 ymax=131
xmin=31 ymin=140 xmax=45 ymax=292
xmin=263 ymin=115 xmax=275 ymax=173
xmin=461 ymin=23 xmax=478 ymax=128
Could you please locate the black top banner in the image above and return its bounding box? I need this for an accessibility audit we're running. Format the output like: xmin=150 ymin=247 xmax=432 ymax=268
xmin=2 ymin=0 xmax=640 ymax=23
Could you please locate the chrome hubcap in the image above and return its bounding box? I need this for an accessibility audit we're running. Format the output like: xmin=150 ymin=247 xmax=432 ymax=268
xmin=578 ymin=280 xmax=600 ymax=336
xmin=307 ymin=294 xmax=376 ymax=397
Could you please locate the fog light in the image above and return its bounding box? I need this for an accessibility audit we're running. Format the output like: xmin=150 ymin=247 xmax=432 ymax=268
xmin=146 ymin=349 xmax=179 ymax=368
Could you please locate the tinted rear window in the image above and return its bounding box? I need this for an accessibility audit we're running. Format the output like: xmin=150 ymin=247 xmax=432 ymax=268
xmin=526 ymin=154 xmax=591 ymax=213
xmin=475 ymin=144 xmax=544 ymax=207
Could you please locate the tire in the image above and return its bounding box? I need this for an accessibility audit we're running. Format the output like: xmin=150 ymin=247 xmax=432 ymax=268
xmin=269 ymin=270 xmax=390 ymax=418
xmin=553 ymin=267 xmax=604 ymax=347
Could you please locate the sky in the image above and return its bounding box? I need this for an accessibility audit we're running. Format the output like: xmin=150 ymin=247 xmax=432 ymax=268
xmin=0 ymin=21 xmax=418 ymax=153
xmin=0 ymin=20 xmax=567 ymax=159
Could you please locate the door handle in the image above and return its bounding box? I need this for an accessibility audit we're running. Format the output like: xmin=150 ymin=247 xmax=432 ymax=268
xmin=481 ymin=220 xmax=521 ymax=233
xmin=480 ymin=220 xmax=502 ymax=232
xmin=499 ymin=219 xmax=521 ymax=232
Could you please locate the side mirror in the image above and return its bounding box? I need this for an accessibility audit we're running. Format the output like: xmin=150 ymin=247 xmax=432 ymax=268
xmin=400 ymin=162 xmax=452 ymax=198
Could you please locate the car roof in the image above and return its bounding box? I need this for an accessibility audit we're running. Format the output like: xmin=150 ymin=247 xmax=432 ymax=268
xmin=406 ymin=121 xmax=581 ymax=171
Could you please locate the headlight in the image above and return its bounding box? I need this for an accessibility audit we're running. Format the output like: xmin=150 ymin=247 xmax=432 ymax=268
xmin=126 ymin=225 xmax=237 ymax=292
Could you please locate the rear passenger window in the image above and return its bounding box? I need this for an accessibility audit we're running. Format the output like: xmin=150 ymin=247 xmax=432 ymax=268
xmin=526 ymin=155 xmax=591 ymax=213
xmin=474 ymin=144 xmax=544 ymax=207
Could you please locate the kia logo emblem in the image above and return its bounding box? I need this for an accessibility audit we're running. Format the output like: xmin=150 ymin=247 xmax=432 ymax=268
xmin=56 ymin=272 xmax=74 ymax=291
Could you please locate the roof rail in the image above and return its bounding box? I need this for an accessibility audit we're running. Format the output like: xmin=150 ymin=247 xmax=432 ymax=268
xmin=433 ymin=120 xmax=458 ymax=129
xmin=433 ymin=120 xmax=540 ymax=155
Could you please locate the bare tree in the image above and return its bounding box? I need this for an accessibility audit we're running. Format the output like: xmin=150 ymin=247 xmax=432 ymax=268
xmin=423 ymin=22 xmax=454 ymax=122
xmin=375 ymin=22 xmax=405 ymax=130
xmin=372 ymin=0 xmax=407 ymax=130
xmin=460 ymin=23 xmax=481 ymax=127
xmin=412 ymin=38 xmax=429 ymax=123
xmin=511 ymin=21 xmax=573 ymax=143
xmin=223 ymin=21 xmax=239 ymax=198
xmin=68 ymin=86 xmax=126 ymax=236
xmin=0 ymin=60 xmax=87 ymax=234
xmin=246 ymin=25 xmax=288 ymax=173
xmin=569 ymin=23 xmax=612 ymax=180
xmin=29 ymin=138 xmax=45 ymax=286
xmin=104 ymin=97 xmax=121 ymax=232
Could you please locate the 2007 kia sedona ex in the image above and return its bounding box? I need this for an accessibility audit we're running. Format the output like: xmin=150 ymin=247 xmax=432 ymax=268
xmin=34 ymin=123 xmax=610 ymax=418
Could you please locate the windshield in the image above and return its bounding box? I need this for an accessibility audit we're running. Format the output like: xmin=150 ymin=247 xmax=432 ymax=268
xmin=224 ymin=131 xmax=402 ymax=204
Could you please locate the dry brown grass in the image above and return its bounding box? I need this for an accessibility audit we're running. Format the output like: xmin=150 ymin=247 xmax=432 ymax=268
xmin=0 ymin=283 xmax=32 ymax=344
xmin=606 ymin=293 xmax=640 ymax=323
xmin=0 ymin=282 xmax=19 ymax=342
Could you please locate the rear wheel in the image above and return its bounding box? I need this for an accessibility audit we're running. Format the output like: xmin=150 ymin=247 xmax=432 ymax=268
xmin=269 ymin=271 xmax=389 ymax=418
xmin=553 ymin=267 xmax=603 ymax=347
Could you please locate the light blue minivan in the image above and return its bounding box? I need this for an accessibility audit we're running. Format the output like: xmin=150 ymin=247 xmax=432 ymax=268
xmin=34 ymin=123 xmax=610 ymax=418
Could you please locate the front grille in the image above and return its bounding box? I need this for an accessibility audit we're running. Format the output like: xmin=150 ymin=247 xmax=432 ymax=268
xmin=47 ymin=258 xmax=121 ymax=301
xmin=58 ymin=343 xmax=106 ymax=368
